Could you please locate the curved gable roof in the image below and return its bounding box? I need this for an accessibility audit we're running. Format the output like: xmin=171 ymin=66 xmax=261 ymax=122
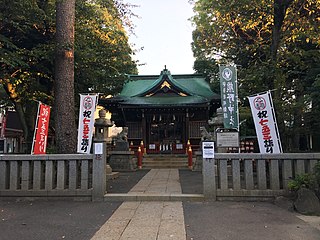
xmin=122 ymin=69 xmax=218 ymax=97
xmin=104 ymin=68 xmax=220 ymax=107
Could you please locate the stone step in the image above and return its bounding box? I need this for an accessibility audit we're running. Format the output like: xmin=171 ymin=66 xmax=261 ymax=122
xmin=104 ymin=193 xmax=204 ymax=201
xmin=143 ymin=154 xmax=187 ymax=158
xmin=141 ymin=154 xmax=189 ymax=169
xmin=142 ymin=165 xmax=189 ymax=169
xmin=143 ymin=157 xmax=187 ymax=161
xmin=143 ymin=159 xmax=187 ymax=163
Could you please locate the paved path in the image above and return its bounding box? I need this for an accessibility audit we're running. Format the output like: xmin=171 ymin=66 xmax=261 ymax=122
xmin=91 ymin=169 xmax=186 ymax=240
xmin=1 ymin=169 xmax=320 ymax=240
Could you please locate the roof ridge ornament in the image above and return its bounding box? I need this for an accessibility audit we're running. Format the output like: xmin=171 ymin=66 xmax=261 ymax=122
xmin=160 ymin=65 xmax=171 ymax=75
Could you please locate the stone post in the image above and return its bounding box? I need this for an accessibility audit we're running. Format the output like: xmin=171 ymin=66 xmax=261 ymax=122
xmin=203 ymin=157 xmax=216 ymax=199
xmin=202 ymin=141 xmax=216 ymax=200
xmin=200 ymin=108 xmax=224 ymax=199
xmin=92 ymin=141 xmax=106 ymax=201
xmin=92 ymin=109 xmax=113 ymax=201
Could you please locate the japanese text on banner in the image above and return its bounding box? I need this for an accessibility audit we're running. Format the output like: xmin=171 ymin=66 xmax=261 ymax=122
xmin=77 ymin=94 xmax=98 ymax=154
xmin=248 ymin=91 xmax=282 ymax=153
xmin=32 ymin=102 xmax=51 ymax=154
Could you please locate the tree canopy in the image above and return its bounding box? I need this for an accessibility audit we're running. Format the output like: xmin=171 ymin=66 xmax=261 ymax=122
xmin=0 ymin=0 xmax=137 ymax=151
xmin=191 ymin=0 xmax=320 ymax=151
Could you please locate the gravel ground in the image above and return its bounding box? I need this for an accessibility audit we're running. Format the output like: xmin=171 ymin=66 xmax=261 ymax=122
xmin=183 ymin=201 xmax=320 ymax=240
xmin=106 ymin=169 xmax=150 ymax=193
xmin=0 ymin=200 xmax=121 ymax=240
xmin=179 ymin=169 xmax=203 ymax=194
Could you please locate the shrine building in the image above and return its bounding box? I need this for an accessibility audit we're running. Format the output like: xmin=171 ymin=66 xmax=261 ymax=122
xmin=99 ymin=68 xmax=220 ymax=154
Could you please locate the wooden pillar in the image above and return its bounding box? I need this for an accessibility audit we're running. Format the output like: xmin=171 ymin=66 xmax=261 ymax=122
xmin=185 ymin=109 xmax=189 ymax=144
xmin=142 ymin=110 xmax=147 ymax=147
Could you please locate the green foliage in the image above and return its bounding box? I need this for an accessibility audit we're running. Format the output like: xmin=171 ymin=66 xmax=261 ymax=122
xmin=46 ymin=145 xmax=57 ymax=154
xmin=288 ymin=162 xmax=320 ymax=191
xmin=288 ymin=173 xmax=315 ymax=191
xmin=75 ymin=0 xmax=137 ymax=95
xmin=193 ymin=57 xmax=220 ymax=93
xmin=0 ymin=0 xmax=137 ymax=145
xmin=191 ymin=0 xmax=320 ymax=151
xmin=314 ymin=162 xmax=320 ymax=187
xmin=0 ymin=0 xmax=55 ymax=103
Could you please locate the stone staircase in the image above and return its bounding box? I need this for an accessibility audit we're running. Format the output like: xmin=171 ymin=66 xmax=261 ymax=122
xmin=142 ymin=154 xmax=189 ymax=169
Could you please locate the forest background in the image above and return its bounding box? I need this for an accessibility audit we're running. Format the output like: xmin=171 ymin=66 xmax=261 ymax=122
xmin=0 ymin=0 xmax=319 ymax=153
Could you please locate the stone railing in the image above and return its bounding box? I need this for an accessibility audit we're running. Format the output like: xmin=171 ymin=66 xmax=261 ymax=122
xmin=203 ymin=153 xmax=320 ymax=200
xmin=0 ymin=149 xmax=106 ymax=201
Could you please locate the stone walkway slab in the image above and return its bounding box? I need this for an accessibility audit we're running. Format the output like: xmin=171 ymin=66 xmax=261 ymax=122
xmin=91 ymin=169 xmax=187 ymax=240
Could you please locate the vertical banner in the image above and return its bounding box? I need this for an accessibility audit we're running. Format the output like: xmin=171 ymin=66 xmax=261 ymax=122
xmin=248 ymin=91 xmax=282 ymax=153
xmin=32 ymin=102 xmax=51 ymax=154
xmin=77 ymin=94 xmax=98 ymax=154
xmin=219 ymin=65 xmax=239 ymax=129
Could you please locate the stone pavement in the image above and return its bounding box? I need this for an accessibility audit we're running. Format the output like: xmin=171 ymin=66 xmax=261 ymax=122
xmin=91 ymin=169 xmax=186 ymax=240
xmin=1 ymin=169 xmax=320 ymax=240
xmin=92 ymin=168 xmax=320 ymax=240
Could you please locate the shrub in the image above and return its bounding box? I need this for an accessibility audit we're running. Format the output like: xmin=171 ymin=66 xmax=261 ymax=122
xmin=288 ymin=173 xmax=315 ymax=191
xmin=288 ymin=162 xmax=320 ymax=191
xmin=314 ymin=162 xmax=320 ymax=189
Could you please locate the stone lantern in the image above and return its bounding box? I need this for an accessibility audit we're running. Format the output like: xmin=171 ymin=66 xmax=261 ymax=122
xmin=94 ymin=109 xmax=113 ymax=142
xmin=94 ymin=108 xmax=117 ymax=179
xmin=208 ymin=107 xmax=224 ymax=138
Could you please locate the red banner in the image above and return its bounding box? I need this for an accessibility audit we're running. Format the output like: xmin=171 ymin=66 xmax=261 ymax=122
xmin=32 ymin=103 xmax=51 ymax=154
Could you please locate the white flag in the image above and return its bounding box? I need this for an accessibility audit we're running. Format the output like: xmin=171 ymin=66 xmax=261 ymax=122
xmin=77 ymin=94 xmax=98 ymax=154
xmin=248 ymin=91 xmax=282 ymax=153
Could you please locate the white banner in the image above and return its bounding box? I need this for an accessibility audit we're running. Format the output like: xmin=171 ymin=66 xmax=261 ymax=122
xmin=77 ymin=94 xmax=98 ymax=154
xmin=248 ymin=91 xmax=282 ymax=153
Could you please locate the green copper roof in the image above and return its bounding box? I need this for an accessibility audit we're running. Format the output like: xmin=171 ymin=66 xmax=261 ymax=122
xmin=108 ymin=69 xmax=220 ymax=106
xmin=117 ymin=95 xmax=210 ymax=106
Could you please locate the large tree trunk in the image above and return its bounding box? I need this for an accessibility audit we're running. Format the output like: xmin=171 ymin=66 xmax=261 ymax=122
xmin=270 ymin=0 xmax=293 ymax=152
xmin=271 ymin=0 xmax=293 ymax=62
xmin=54 ymin=0 xmax=77 ymax=153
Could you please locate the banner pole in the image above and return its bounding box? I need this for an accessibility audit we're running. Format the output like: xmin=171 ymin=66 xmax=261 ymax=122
xmin=247 ymin=89 xmax=277 ymax=98
xmin=31 ymin=101 xmax=41 ymax=154
xmin=267 ymin=91 xmax=283 ymax=153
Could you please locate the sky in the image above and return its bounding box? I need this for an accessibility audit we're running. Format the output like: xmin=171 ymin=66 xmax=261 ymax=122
xmin=125 ymin=0 xmax=196 ymax=75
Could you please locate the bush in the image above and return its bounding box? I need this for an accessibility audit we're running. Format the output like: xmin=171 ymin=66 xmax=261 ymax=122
xmin=288 ymin=162 xmax=320 ymax=191
xmin=314 ymin=162 xmax=320 ymax=189
xmin=288 ymin=173 xmax=315 ymax=191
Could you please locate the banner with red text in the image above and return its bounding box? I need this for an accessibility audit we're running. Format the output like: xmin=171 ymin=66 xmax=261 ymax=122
xmin=248 ymin=91 xmax=282 ymax=153
xmin=32 ymin=102 xmax=51 ymax=154
xmin=77 ymin=94 xmax=98 ymax=154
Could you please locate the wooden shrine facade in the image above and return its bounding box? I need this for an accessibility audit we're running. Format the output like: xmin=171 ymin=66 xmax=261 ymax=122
xmin=99 ymin=68 xmax=220 ymax=153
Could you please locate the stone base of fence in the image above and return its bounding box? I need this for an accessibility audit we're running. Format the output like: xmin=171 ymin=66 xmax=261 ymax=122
xmin=0 ymin=190 xmax=92 ymax=201
xmin=216 ymin=189 xmax=285 ymax=201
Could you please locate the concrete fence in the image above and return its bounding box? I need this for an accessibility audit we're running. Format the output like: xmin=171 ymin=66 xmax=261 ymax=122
xmin=0 ymin=143 xmax=106 ymax=201
xmin=1 ymin=151 xmax=319 ymax=201
xmin=203 ymin=153 xmax=320 ymax=200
